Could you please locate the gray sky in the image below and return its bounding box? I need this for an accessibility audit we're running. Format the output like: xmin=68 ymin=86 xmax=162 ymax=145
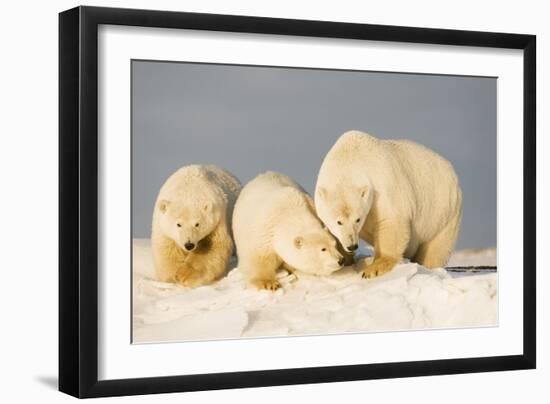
xmin=132 ymin=60 xmax=496 ymax=250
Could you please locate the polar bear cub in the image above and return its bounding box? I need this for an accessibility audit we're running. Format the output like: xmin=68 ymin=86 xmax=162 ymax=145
xmin=233 ymin=171 xmax=345 ymax=291
xmin=315 ymin=130 xmax=462 ymax=279
xmin=152 ymin=164 xmax=241 ymax=287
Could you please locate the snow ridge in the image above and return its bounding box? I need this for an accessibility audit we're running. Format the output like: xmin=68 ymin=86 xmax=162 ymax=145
xmin=132 ymin=239 xmax=497 ymax=343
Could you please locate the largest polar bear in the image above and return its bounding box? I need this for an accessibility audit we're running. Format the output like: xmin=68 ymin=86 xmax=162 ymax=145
xmin=315 ymin=130 xmax=462 ymax=279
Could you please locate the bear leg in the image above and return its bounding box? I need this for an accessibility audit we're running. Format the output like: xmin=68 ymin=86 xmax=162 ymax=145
xmin=174 ymin=261 xmax=207 ymax=288
xmin=414 ymin=219 xmax=461 ymax=269
xmin=175 ymin=237 xmax=233 ymax=288
xmin=360 ymin=218 xmax=410 ymax=279
xmin=241 ymin=254 xmax=282 ymax=291
xmin=152 ymin=235 xmax=186 ymax=283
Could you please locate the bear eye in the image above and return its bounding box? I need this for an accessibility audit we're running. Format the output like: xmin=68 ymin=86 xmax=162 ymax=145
xmin=195 ymin=222 xmax=199 ymax=227
xmin=337 ymin=221 xmax=343 ymax=225
xmin=176 ymin=223 xmax=181 ymax=228
xmin=321 ymin=248 xmax=327 ymax=252
xmin=355 ymin=218 xmax=360 ymax=223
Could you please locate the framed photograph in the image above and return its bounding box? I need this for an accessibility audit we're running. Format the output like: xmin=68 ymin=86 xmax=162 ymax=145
xmin=59 ymin=6 xmax=536 ymax=398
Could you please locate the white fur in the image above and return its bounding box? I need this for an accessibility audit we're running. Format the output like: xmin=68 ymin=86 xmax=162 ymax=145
xmin=315 ymin=130 xmax=462 ymax=273
xmin=151 ymin=165 xmax=241 ymax=286
xmin=233 ymin=171 xmax=344 ymax=290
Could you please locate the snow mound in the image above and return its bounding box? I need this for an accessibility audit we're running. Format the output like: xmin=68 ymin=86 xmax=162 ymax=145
xmin=132 ymin=239 xmax=497 ymax=343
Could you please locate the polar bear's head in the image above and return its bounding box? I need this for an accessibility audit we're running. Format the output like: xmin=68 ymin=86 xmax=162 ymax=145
xmin=275 ymin=227 xmax=344 ymax=276
xmin=156 ymin=194 xmax=224 ymax=252
xmin=315 ymin=185 xmax=373 ymax=253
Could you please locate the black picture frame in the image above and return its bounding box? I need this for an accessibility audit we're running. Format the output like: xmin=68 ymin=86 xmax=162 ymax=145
xmin=59 ymin=5 xmax=536 ymax=398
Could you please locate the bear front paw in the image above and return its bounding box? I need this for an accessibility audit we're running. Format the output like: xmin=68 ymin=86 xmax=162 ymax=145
xmin=175 ymin=267 xmax=207 ymax=288
xmin=251 ymin=278 xmax=281 ymax=291
xmin=361 ymin=256 xmax=397 ymax=279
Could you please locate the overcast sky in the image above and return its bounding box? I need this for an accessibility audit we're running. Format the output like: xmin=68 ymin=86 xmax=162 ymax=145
xmin=132 ymin=60 xmax=496 ymax=250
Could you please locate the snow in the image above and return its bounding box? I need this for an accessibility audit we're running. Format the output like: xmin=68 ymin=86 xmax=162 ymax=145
xmin=132 ymin=239 xmax=497 ymax=343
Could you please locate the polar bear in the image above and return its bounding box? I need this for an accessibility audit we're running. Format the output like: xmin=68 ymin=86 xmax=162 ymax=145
xmin=151 ymin=164 xmax=241 ymax=287
xmin=315 ymin=130 xmax=462 ymax=279
xmin=233 ymin=171 xmax=345 ymax=291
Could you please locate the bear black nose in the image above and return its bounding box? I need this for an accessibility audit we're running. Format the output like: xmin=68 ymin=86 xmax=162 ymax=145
xmin=184 ymin=242 xmax=195 ymax=251
xmin=347 ymin=244 xmax=358 ymax=251
xmin=338 ymin=257 xmax=345 ymax=266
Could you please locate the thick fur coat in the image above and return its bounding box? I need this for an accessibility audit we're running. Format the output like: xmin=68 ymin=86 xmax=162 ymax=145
xmin=233 ymin=171 xmax=344 ymax=290
xmin=152 ymin=165 xmax=241 ymax=287
xmin=315 ymin=130 xmax=462 ymax=278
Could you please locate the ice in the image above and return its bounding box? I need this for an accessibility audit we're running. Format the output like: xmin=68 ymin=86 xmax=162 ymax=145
xmin=132 ymin=239 xmax=497 ymax=343
xmin=133 ymin=307 xmax=249 ymax=343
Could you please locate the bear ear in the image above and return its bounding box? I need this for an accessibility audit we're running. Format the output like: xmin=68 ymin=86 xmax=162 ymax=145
xmin=158 ymin=200 xmax=170 ymax=213
xmin=294 ymin=236 xmax=304 ymax=249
